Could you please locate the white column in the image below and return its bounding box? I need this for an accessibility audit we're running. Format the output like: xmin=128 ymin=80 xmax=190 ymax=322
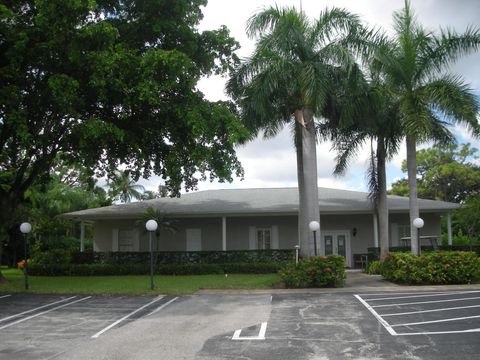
xmin=222 ymin=216 xmax=227 ymax=251
xmin=80 ymin=221 xmax=85 ymax=252
xmin=447 ymin=213 xmax=453 ymax=246
xmin=373 ymin=214 xmax=379 ymax=248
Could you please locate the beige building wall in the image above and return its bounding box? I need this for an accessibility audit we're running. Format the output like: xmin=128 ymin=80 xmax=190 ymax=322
xmin=92 ymin=212 xmax=442 ymax=258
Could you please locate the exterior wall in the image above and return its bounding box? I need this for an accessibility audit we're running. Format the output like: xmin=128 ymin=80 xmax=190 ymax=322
xmin=389 ymin=212 xmax=441 ymax=246
xmin=92 ymin=212 xmax=442 ymax=259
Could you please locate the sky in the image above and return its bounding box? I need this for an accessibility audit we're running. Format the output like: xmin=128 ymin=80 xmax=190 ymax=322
xmin=139 ymin=0 xmax=480 ymax=194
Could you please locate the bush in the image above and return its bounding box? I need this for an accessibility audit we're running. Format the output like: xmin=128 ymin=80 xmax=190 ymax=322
xmin=365 ymin=260 xmax=383 ymax=275
xmin=28 ymin=261 xmax=283 ymax=276
xmin=70 ymin=249 xmax=295 ymax=265
xmin=32 ymin=248 xmax=72 ymax=265
xmin=279 ymin=255 xmax=345 ymax=288
xmin=381 ymin=251 xmax=480 ymax=284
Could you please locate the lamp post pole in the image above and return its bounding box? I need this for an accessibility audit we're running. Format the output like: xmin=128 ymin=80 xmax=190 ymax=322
xmin=309 ymin=221 xmax=320 ymax=256
xmin=413 ymin=217 xmax=424 ymax=256
xmin=145 ymin=220 xmax=158 ymax=290
xmin=20 ymin=222 xmax=32 ymax=290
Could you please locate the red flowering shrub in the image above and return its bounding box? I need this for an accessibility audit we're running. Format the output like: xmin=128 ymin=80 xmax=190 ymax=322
xmin=279 ymin=255 xmax=345 ymax=288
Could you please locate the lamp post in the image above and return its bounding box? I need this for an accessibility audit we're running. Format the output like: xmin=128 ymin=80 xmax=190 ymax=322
xmin=309 ymin=221 xmax=320 ymax=256
xmin=294 ymin=245 xmax=300 ymax=267
xmin=145 ymin=219 xmax=158 ymax=290
xmin=19 ymin=222 xmax=32 ymax=290
xmin=413 ymin=217 xmax=424 ymax=256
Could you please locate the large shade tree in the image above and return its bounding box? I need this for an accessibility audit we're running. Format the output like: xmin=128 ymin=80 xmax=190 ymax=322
xmin=373 ymin=0 xmax=480 ymax=254
xmin=227 ymin=6 xmax=372 ymax=257
xmin=0 ymin=0 xmax=248 ymax=279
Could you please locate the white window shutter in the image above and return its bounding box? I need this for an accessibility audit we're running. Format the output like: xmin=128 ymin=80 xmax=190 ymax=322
xmin=248 ymin=226 xmax=256 ymax=250
xmin=271 ymin=226 xmax=279 ymax=249
xmin=133 ymin=229 xmax=140 ymax=251
xmin=391 ymin=223 xmax=399 ymax=246
xmin=112 ymin=228 xmax=119 ymax=251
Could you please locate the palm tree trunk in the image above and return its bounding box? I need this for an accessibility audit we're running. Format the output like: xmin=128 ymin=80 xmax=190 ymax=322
xmin=300 ymin=108 xmax=320 ymax=258
xmin=294 ymin=121 xmax=306 ymax=255
xmin=406 ymin=135 xmax=419 ymax=255
xmin=377 ymin=140 xmax=389 ymax=259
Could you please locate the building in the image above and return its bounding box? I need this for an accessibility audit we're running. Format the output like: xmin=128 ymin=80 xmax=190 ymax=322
xmin=62 ymin=187 xmax=459 ymax=267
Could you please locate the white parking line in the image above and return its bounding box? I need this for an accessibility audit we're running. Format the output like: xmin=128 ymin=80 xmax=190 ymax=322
xmin=354 ymin=295 xmax=397 ymax=335
xmin=396 ymin=328 xmax=480 ymax=336
xmin=392 ymin=314 xmax=480 ymax=327
xmin=232 ymin=322 xmax=268 ymax=340
xmin=371 ymin=296 xmax=480 ymax=308
xmin=91 ymin=296 xmax=164 ymax=338
xmin=146 ymin=296 xmax=177 ymax=316
xmin=0 ymin=296 xmax=77 ymax=323
xmin=382 ymin=304 xmax=480 ymax=317
xmin=0 ymin=294 xmax=11 ymax=300
xmin=365 ymin=291 xmax=480 ymax=302
xmin=0 ymin=296 xmax=91 ymax=330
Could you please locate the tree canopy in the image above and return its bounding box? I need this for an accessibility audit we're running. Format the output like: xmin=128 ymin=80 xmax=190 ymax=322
xmin=0 ymin=0 xmax=248 ymax=275
xmin=389 ymin=143 xmax=480 ymax=203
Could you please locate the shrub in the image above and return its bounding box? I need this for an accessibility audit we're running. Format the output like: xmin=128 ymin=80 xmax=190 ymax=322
xmin=381 ymin=251 xmax=480 ymax=284
xmin=28 ymin=261 xmax=283 ymax=276
xmin=32 ymin=248 xmax=72 ymax=265
xmin=365 ymin=260 xmax=383 ymax=275
xmin=279 ymin=255 xmax=345 ymax=288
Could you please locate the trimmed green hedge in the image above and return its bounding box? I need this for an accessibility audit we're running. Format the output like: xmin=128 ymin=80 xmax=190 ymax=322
xmin=381 ymin=251 xmax=480 ymax=284
xmin=70 ymin=250 xmax=295 ymax=265
xmin=279 ymin=255 xmax=345 ymax=288
xmin=28 ymin=261 xmax=286 ymax=276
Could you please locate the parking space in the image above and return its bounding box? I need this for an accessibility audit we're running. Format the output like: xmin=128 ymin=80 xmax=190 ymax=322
xmin=355 ymin=290 xmax=480 ymax=336
xmin=0 ymin=293 xmax=178 ymax=359
xmin=1 ymin=289 xmax=480 ymax=359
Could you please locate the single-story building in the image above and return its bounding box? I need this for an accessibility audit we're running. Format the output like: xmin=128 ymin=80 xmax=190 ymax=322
xmin=62 ymin=187 xmax=459 ymax=267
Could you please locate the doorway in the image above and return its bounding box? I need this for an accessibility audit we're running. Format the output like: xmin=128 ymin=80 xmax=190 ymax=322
xmin=321 ymin=231 xmax=351 ymax=267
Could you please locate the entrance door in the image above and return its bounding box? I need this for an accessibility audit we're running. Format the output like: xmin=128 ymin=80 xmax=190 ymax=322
xmin=322 ymin=231 xmax=351 ymax=267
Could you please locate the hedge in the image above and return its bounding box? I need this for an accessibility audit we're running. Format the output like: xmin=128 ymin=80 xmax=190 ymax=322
xmin=279 ymin=255 xmax=345 ymax=288
xmin=70 ymin=249 xmax=295 ymax=265
xmin=381 ymin=251 xmax=480 ymax=284
xmin=368 ymin=245 xmax=480 ymax=260
xmin=28 ymin=261 xmax=287 ymax=276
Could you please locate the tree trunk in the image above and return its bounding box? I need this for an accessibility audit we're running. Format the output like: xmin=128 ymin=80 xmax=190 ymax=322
xmin=297 ymin=108 xmax=320 ymax=258
xmin=294 ymin=121 xmax=306 ymax=255
xmin=377 ymin=139 xmax=389 ymax=259
xmin=406 ymin=135 xmax=419 ymax=255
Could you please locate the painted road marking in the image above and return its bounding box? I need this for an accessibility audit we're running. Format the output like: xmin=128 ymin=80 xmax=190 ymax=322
xmin=382 ymin=304 xmax=480 ymax=317
xmin=0 ymin=296 xmax=91 ymax=330
xmin=92 ymin=296 xmax=164 ymax=338
xmin=0 ymin=294 xmax=11 ymax=300
xmin=364 ymin=290 xmax=480 ymax=302
xmin=146 ymin=296 xmax=178 ymax=317
xmin=371 ymin=296 xmax=480 ymax=308
xmin=232 ymin=322 xmax=268 ymax=340
xmin=355 ymin=292 xmax=480 ymax=336
xmin=392 ymin=314 xmax=480 ymax=327
xmin=0 ymin=296 xmax=77 ymax=323
xmin=354 ymin=295 xmax=397 ymax=335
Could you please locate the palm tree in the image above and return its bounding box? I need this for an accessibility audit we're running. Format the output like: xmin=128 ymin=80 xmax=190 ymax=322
xmin=107 ymin=170 xmax=145 ymax=203
xmin=373 ymin=0 xmax=480 ymax=254
xmin=227 ymin=6 xmax=372 ymax=257
xmin=330 ymin=74 xmax=404 ymax=260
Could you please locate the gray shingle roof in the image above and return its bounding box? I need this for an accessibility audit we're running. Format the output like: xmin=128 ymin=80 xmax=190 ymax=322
xmin=61 ymin=187 xmax=459 ymax=220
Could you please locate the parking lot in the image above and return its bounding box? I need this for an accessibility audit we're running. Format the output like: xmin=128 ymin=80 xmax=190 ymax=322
xmin=1 ymin=289 xmax=480 ymax=359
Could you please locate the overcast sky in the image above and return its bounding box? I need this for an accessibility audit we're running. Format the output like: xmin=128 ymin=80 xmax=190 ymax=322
xmin=140 ymin=0 xmax=480 ymax=194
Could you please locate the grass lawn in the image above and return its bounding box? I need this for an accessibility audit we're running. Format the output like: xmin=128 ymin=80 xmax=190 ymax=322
xmin=0 ymin=267 xmax=281 ymax=295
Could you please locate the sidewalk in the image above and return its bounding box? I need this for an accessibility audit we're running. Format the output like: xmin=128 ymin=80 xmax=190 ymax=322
xmin=196 ymin=270 xmax=480 ymax=294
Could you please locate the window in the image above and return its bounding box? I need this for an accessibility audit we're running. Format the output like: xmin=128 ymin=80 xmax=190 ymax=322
xmin=256 ymin=228 xmax=271 ymax=250
xmin=398 ymin=225 xmax=411 ymax=246
xmin=118 ymin=229 xmax=135 ymax=251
